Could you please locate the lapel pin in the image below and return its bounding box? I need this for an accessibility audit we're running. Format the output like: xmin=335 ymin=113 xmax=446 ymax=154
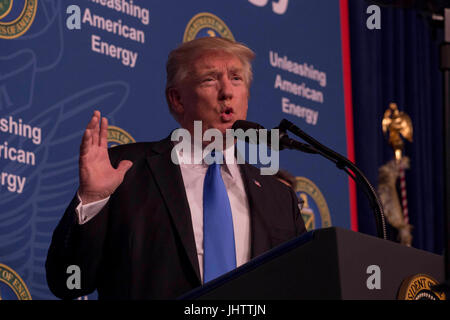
xmin=253 ymin=179 xmax=261 ymax=188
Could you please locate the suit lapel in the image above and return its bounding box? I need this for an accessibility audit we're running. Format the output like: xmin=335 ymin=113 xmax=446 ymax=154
xmin=145 ymin=138 xmax=273 ymax=281
xmin=239 ymin=164 xmax=273 ymax=259
xmin=146 ymin=137 xmax=201 ymax=284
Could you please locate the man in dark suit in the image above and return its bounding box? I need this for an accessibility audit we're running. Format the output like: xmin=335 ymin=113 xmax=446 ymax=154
xmin=46 ymin=37 xmax=306 ymax=299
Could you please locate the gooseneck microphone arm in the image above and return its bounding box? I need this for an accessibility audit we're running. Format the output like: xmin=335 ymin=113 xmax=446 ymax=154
xmin=231 ymin=119 xmax=386 ymax=240
xmin=278 ymin=119 xmax=387 ymax=240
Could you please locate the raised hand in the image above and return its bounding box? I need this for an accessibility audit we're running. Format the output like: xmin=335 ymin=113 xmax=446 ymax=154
xmin=78 ymin=111 xmax=133 ymax=204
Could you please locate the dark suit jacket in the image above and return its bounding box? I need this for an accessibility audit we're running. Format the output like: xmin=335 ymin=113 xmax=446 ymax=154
xmin=46 ymin=136 xmax=306 ymax=299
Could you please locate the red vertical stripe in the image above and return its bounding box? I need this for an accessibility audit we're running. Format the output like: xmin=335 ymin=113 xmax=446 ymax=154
xmin=339 ymin=0 xmax=358 ymax=231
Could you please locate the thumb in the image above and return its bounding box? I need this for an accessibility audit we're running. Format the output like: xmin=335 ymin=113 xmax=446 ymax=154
xmin=116 ymin=160 xmax=133 ymax=176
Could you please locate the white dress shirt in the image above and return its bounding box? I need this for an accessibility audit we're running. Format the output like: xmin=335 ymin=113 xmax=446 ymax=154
xmin=75 ymin=144 xmax=251 ymax=283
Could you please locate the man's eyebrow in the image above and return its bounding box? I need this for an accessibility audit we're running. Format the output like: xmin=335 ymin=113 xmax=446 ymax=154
xmin=199 ymin=69 xmax=220 ymax=75
xmin=199 ymin=66 xmax=243 ymax=76
xmin=188 ymin=66 xmax=244 ymax=80
xmin=228 ymin=66 xmax=243 ymax=73
xmin=192 ymin=70 xmax=220 ymax=80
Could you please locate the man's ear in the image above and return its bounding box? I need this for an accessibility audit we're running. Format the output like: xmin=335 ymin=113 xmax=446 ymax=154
xmin=166 ymin=87 xmax=184 ymax=116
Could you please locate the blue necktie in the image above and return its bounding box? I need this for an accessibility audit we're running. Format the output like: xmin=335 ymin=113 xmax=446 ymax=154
xmin=203 ymin=160 xmax=236 ymax=283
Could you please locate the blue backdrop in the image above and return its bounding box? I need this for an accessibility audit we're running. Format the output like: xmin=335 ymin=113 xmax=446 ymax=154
xmin=0 ymin=0 xmax=405 ymax=300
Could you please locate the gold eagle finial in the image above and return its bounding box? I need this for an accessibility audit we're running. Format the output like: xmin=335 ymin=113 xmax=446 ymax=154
xmin=382 ymin=102 xmax=413 ymax=160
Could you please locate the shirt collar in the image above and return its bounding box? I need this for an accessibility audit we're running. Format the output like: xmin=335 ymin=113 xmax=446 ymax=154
xmin=174 ymin=139 xmax=239 ymax=180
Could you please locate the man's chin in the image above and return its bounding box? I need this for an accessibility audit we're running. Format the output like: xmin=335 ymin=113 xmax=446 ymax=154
xmin=185 ymin=119 xmax=244 ymax=135
xmin=218 ymin=122 xmax=236 ymax=134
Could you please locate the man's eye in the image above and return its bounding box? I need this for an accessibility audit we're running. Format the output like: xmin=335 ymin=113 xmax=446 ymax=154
xmin=232 ymin=76 xmax=243 ymax=81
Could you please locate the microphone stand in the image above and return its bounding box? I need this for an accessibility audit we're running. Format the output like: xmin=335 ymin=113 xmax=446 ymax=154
xmin=277 ymin=119 xmax=387 ymax=240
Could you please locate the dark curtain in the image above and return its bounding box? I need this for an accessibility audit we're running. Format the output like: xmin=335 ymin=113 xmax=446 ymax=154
xmin=348 ymin=1 xmax=445 ymax=254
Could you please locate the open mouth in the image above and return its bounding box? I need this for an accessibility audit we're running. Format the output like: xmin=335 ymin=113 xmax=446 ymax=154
xmin=221 ymin=107 xmax=234 ymax=121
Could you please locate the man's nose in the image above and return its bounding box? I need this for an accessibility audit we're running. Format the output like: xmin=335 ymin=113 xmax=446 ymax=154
xmin=218 ymin=77 xmax=233 ymax=100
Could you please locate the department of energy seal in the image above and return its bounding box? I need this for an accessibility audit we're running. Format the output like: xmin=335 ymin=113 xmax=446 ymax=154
xmin=107 ymin=125 xmax=135 ymax=148
xmin=294 ymin=176 xmax=331 ymax=231
xmin=397 ymin=274 xmax=446 ymax=300
xmin=0 ymin=0 xmax=38 ymax=39
xmin=0 ymin=0 xmax=13 ymax=19
xmin=0 ymin=263 xmax=32 ymax=300
xmin=183 ymin=12 xmax=234 ymax=42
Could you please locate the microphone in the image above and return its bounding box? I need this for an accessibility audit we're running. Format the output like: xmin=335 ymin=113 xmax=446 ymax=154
xmin=232 ymin=119 xmax=386 ymax=240
xmin=279 ymin=118 xmax=387 ymax=240
xmin=231 ymin=120 xmax=317 ymax=154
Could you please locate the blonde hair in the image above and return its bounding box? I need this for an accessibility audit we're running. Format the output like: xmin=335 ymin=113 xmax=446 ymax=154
xmin=165 ymin=37 xmax=255 ymax=115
